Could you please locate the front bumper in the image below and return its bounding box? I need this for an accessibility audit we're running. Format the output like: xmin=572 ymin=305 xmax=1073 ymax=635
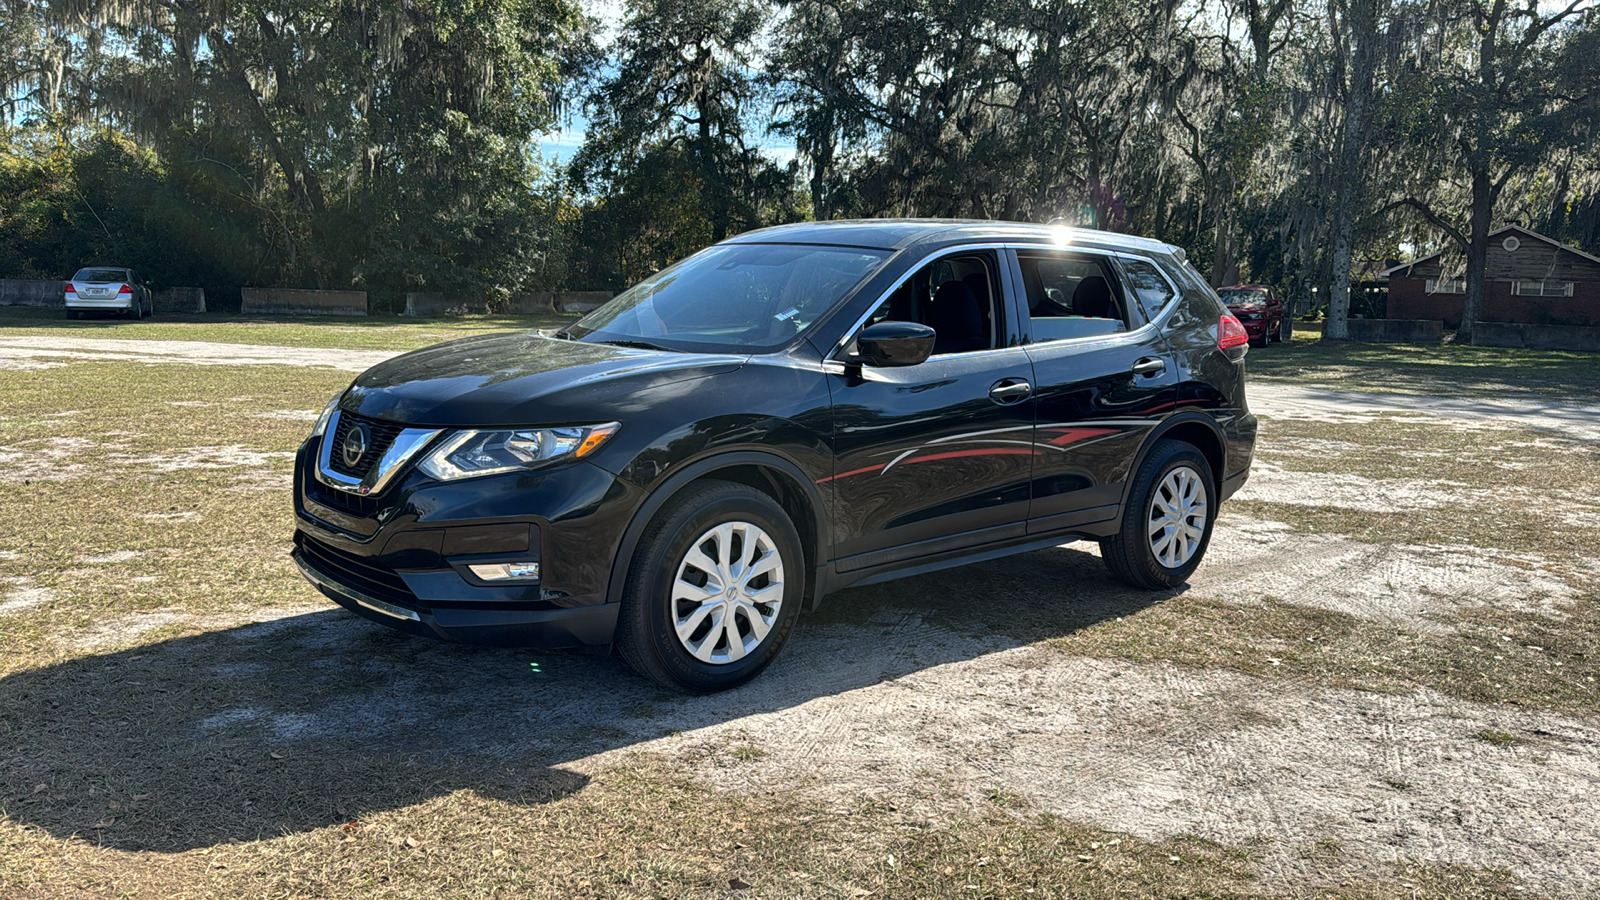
xmin=294 ymin=546 xmax=618 ymax=646
xmin=292 ymin=434 xmax=645 ymax=648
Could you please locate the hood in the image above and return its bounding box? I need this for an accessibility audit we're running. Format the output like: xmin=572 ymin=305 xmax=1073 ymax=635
xmin=343 ymin=332 xmax=746 ymax=427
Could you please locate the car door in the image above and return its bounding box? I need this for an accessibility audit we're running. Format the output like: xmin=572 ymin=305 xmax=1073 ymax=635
xmin=1011 ymin=248 xmax=1179 ymax=532
xmin=823 ymin=248 xmax=1037 ymax=571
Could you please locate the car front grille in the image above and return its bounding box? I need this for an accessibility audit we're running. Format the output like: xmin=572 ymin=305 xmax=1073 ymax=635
xmin=297 ymin=533 xmax=419 ymax=608
xmin=328 ymin=412 xmax=408 ymax=480
xmin=305 ymin=477 xmax=382 ymax=518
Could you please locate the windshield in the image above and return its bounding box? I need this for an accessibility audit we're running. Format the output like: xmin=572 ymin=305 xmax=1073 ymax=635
xmin=567 ymin=243 xmax=889 ymax=352
xmin=73 ymin=268 xmax=129 ymax=283
xmin=1217 ymin=287 xmax=1267 ymax=306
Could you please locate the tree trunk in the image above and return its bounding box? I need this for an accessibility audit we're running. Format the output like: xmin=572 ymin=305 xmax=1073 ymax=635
xmin=1323 ymin=0 xmax=1378 ymax=342
xmin=1458 ymin=165 xmax=1493 ymax=344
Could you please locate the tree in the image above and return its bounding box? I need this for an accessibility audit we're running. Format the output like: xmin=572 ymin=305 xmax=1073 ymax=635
xmin=1397 ymin=0 xmax=1598 ymax=342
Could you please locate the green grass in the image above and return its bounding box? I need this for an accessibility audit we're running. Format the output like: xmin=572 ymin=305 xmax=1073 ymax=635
xmin=0 ymin=306 xmax=576 ymax=351
xmin=1250 ymin=320 xmax=1600 ymax=401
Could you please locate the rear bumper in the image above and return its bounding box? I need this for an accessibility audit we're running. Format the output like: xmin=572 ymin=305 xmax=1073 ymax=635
xmin=65 ymin=297 xmax=135 ymax=310
xmin=294 ymin=547 xmax=618 ymax=647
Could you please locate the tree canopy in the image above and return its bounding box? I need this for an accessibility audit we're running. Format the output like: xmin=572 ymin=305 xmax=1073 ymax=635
xmin=2 ymin=0 xmax=1596 ymax=332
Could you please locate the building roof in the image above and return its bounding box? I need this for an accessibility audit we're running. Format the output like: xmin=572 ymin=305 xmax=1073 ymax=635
xmin=1380 ymin=225 xmax=1600 ymax=277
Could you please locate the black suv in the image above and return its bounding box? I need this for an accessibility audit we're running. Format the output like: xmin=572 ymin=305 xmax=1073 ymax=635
xmin=293 ymin=220 xmax=1257 ymax=692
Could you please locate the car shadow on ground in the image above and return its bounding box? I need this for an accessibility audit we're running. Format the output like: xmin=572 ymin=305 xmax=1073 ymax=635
xmin=0 ymin=542 xmax=1176 ymax=853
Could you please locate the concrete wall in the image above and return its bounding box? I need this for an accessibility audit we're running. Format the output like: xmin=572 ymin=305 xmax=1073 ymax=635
xmin=1472 ymin=323 xmax=1600 ymax=352
xmin=241 ymin=288 xmax=367 ymax=316
xmin=0 ymin=279 xmax=67 ymax=307
xmin=555 ymin=291 xmax=611 ymax=314
xmin=403 ymin=293 xmax=485 ymax=317
xmin=401 ymin=290 xmax=602 ymax=317
xmin=1345 ymin=318 xmax=1444 ymax=344
xmin=154 ymin=287 xmax=205 ymax=313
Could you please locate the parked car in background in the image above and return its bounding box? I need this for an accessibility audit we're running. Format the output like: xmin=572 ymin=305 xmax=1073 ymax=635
xmin=1216 ymin=284 xmax=1286 ymax=346
xmin=292 ymin=220 xmax=1258 ymax=692
xmin=64 ymin=267 xmax=153 ymax=319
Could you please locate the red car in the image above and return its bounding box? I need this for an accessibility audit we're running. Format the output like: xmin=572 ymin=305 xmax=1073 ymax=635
xmin=1216 ymin=285 xmax=1288 ymax=347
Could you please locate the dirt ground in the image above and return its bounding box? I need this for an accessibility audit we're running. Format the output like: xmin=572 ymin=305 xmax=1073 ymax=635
xmin=2 ymin=334 xmax=1596 ymax=898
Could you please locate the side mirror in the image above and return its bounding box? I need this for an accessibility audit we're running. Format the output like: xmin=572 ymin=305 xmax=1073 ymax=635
xmin=850 ymin=321 xmax=936 ymax=368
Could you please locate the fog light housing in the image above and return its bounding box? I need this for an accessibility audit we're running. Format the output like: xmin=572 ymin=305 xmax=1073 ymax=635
xmin=466 ymin=561 xmax=541 ymax=582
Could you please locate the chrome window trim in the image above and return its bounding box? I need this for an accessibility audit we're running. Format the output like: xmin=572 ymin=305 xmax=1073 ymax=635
xmin=831 ymin=240 xmax=1188 ymax=359
xmin=314 ymin=410 xmax=444 ymax=496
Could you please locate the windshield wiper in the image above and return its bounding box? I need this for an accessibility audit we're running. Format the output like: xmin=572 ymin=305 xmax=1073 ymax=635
xmin=593 ymin=339 xmax=672 ymax=352
xmin=551 ymin=328 xmax=573 ymax=340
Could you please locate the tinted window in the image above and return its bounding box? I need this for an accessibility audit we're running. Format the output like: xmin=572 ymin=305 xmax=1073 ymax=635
xmin=1120 ymin=259 xmax=1177 ymax=320
xmin=569 ymin=244 xmax=887 ymax=353
xmin=1017 ymin=252 xmax=1127 ymax=342
xmin=863 ymin=252 xmax=1000 ymax=355
xmin=73 ymin=269 xmax=129 ymax=283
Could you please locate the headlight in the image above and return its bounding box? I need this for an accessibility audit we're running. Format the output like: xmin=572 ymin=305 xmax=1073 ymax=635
xmin=418 ymin=423 xmax=620 ymax=481
xmin=310 ymin=394 xmax=341 ymax=438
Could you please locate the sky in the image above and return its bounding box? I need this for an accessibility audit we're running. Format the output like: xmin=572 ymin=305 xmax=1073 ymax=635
xmin=534 ymin=0 xmax=798 ymax=166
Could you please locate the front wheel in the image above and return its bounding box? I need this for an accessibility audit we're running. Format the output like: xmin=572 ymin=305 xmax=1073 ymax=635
xmin=1101 ymin=439 xmax=1217 ymax=590
xmin=615 ymin=480 xmax=804 ymax=692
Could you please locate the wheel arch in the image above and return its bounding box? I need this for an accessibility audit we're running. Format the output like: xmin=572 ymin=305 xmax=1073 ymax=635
xmin=1121 ymin=412 xmax=1227 ymax=509
xmin=605 ymin=451 xmax=829 ymax=610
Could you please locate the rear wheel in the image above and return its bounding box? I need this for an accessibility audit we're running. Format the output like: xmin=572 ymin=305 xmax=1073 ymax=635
xmin=1101 ymin=439 xmax=1216 ymax=590
xmin=1275 ymin=317 xmax=1290 ymax=341
xmin=616 ymin=480 xmax=804 ymax=692
xmin=66 ymin=310 xmax=80 ymax=320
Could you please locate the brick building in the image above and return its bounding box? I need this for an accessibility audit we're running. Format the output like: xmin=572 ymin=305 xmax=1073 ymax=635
xmin=1382 ymin=225 xmax=1600 ymax=328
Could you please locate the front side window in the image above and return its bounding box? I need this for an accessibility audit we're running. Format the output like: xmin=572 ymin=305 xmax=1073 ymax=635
xmin=862 ymin=251 xmax=1001 ymax=356
xmin=1017 ymin=251 xmax=1129 ymax=343
xmin=568 ymin=243 xmax=889 ymax=353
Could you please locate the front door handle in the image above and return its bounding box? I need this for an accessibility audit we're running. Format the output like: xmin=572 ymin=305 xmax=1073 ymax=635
xmin=989 ymin=379 xmax=1032 ymax=404
xmin=1131 ymin=357 xmax=1166 ymax=376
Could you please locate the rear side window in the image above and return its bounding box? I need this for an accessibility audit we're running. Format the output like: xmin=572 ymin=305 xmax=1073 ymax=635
xmin=1119 ymin=259 xmax=1178 ymax=321
xmin=1016 ymin=251 xmax=1127 ymax=343
xmin=73 ymin=268 xmax=128 ymax=283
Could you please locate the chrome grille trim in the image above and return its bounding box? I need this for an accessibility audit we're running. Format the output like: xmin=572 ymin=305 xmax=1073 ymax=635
xmin=314 ymin=410 xmax=443 ymax=496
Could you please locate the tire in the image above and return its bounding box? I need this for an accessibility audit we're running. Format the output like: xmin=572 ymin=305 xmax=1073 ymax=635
xmin=615 ymin=479 xmax=805 ymax=692
xmin=67 ymin=310 xmax=80 ymax=320
xmin=1100 ymin=439 xmax=1217 ymax=590
xmin=1275 ymin=317 xmax=1290 ymax=341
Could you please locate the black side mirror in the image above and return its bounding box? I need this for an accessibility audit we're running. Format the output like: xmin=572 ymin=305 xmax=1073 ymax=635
xmin=850 ymin=321 xmax=937 ymax=368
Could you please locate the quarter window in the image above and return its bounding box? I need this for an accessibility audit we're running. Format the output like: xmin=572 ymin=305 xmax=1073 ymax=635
xmin=1119 ymin=259 xmax=1178 ymax=320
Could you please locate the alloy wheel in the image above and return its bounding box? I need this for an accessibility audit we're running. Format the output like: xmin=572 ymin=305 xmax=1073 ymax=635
xmin=1147 ymin=465 xmax=1208 ymax=569
xmin=671 ymin=521 xmax=786 ymax=665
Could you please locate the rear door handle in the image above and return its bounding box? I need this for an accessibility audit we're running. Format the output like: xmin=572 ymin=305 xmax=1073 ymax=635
xmin=989 ymin=379 xmax=1032 ymax=404
xmin=1131 ymin=357 xmax=1166 ymax=376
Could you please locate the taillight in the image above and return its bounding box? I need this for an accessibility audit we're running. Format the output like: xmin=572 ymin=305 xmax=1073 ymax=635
xmin=65 ymin=284 xmax=76 ymax=294
xmin=118 ymin=284 xmax=132 ymax=295
xmin=1218 ymin=314 xmax=1250 ymax=350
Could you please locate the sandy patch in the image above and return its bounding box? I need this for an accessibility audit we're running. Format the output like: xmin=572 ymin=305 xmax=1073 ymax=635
xmin=0 ymin=436 xmax=107 ymax=482
xmin=79 ymin=550 xmax=144 ymax=564
xmin=73 ymin=611 xmax=189 ymax=649
xmin=0 ymin=336 xmax=396 ymax=372
xmin=1194 ymin=517 xmax=1580 ymax=626
xmin=611 ymin=649 xmax=1600 ymax=896
xmin=1234 ymin=462 xmax=1480 ymax=512
xmin=1251 ymin=383 xmax=1600 ymax=441
xmin=114 ymin=445 xmax=296 ymax=471
xmin=251 ymin=409 xmax=321 ymax=422
xmin=0 ymin=578 xmax=56 ymax=615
